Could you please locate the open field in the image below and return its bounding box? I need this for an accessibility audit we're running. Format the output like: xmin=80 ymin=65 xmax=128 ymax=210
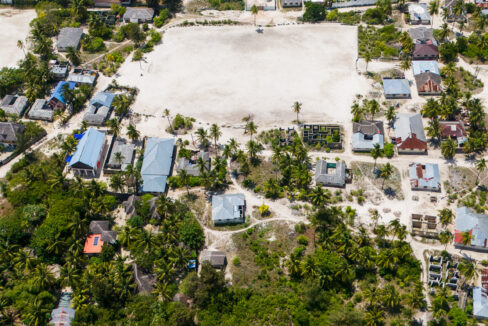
xmin=0 ymin=8 xmax=36 ymax=68
xmin=115 ymin=24 xmax=371 ymax=130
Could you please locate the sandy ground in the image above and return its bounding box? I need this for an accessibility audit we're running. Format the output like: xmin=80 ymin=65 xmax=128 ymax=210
xmin=114 ymin=24 xmax=371 ymax=130
xmin=0 ymin=8 xmax=36 ymax=68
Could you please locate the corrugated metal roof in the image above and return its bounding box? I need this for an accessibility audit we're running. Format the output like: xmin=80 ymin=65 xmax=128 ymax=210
xmin=382 ymin=78 xmax=411 ymax=96
xmin=394 ymin=113 xmax=427 ymax=143
xmin=90 ymin=92 xmax=115 ymax=108
xmin=212 ymin=193 xmax=245 ymax=222
xmin=68 ymin=128 xmax=105 ymax=169
xmin=412 ymin=60 xmax=439 ymax=75
xmin=50 ymin=81 xmax=76 ymax=104
xmin=408 ymin=162 xmax=440 ymax=190
xmin=57 ymin=27 xmax=83 ymax=50
xmin=352 ymin=133 xmax=384 ymax=150
xmin=141 ymin=138 xmax=175 ymax=193
xmin=473 ymin=287 xmax=488 ymax=319
xmin=455 ymin=207 xmax=488 ymax=247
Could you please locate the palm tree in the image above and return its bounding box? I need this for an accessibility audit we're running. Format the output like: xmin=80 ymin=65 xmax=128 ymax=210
xmin=461 ymin=231 xmax=473 ymax=247
xmin=66 ymin=46 xmax=81 ymax=66
xmin=251 ymin=5 xmax=259 ymax=26
xmin=245 ymin=121 xmax=257 ymax=141
xmin=178 ymin=169 xmax=190 ymax=196
xmin=439 ymin=230 xmax=453 ymax=249
xmin=17 ymin=40 xmax=25 ymax=56
xmin=364 ymin=51 xmax=372 ymax=73
xmin=114 ymin=151 xmax=125 ymax=166
xmin=368 ymin=99 xmax=380 ymax=120
xmin=164 ymin=108 xmax=173 ymax=134
xmin=126 ymin=123 xmax=140 ymax=142
xmin=385 ymin=106 xmax=396 ymax=129
xmin=196 ymin=128 xmax=209 ymax=149
xmin=107 ymin=118 xmax=120 ymax=135
xmin=371 ymin=143 xmax=383 ymax=172
xmin=209 ymin=123 xmax=222 ymax=150
xmin=441 ymin=137 xmax=456 ymax=159
xmin=439 ymin=208 xmax=453 ymax=226
xmin=309 ymin=185 xmax=330 ymax=207
xmin=380 ymin=163 xmax=393 ymax=190
xmin=292 ymin=101 xmax=302 ymax=124
xmin=246 ymin=140 xmax=264 ymax=162
xmin=459 ymin=259 xmax=478 ymax=286
xmin=364 ymin=305 xmax=385 ymax=326
xmin=422 ymin=98 xmax=440 ymax=118
xmin=400 ymin=57 xmax=411 ymax=71
xmin=427 ymin=118 xmax=442 ymax=144
xmin=429 ymin=0 xmax=439 ymax=27
xmin=350 ymin=101 xmax=364 ymax=122
xmin=476 ymin=158 xmax=487 ymax=184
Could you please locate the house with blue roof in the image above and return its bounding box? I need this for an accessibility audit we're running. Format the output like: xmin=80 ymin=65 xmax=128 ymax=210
xmin=212 ymin=193 xmax=246 ymax=225
xmin=382 ymin=78 xmax=411 ymax=99
xmin=352 ymin=120 xmax=384 ymax=152
xmin=141 ymin=138 xmax=175 ymax=193
xmin=68 ymin=128 xmax=106 ymax=177
xmin=412 ymin=60 xmax=439 ymax=76
xmin=474 ymin=287 xmax=488 ymax=319
xmin=48 ymin=81 xmax=76 ymax=110
xmin=408 ymin=162 xmax=441 ymax=191
xmin=454 ymin=206 xmax=488 ymax=251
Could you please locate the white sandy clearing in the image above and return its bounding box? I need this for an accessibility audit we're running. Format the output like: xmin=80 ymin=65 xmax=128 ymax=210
xmin=115 ymin=24 xmax=371 ymax=128
xmin=0 ymin=8 xmax=36 ymax=68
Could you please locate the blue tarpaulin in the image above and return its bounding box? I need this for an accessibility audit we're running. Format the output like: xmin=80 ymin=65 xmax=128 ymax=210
xmin=73 ymin=133 xmax=84 ymax=140
xmin=65 ymin=155 xmax=72 ymax=163
xmin=188 ymin=260 xmax=196 ymax=269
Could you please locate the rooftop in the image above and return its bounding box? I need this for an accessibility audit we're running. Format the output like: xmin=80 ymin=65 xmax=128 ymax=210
xmin=141 ymin=138 xmax=175 ymax=193
xmin=382 ymin=78 xmax=411 ymax=96
xmin=352 ymin=120 xmax=384 ymax=150
xmin=57 ymin=27 xmax=84 ymax=50
xmin=315 ymin=160 xmax=346 ymax=187
xmin=83 ymin=234 xmax=104 ymax=254
xmin=106 ymin=139 xmax=135 ymax=170
xmin=409 ymin=27 xmax=435 ymax=42
xmin=412 ymin=60 xmax=439 ymax=76
xmin=123 ymin=7 xmax=154 ymax=20
xmin=409 ymin=3 xmax=431 ymax=22
xmin=200 ymin=250 xmax=227 ymax=268
xmin=176 ymin=151 xmax=210 ymax=176
xmin=394 ymin=113 xmax=427 ymax=149
xmin=1 ymin=94 xmax=28 ymax=116
xmin=50 ymin=81 xmax=76 ymax=105
xmin=408 ymin=163 xmax=441 ymax=190
xmin=439 ymin=121 xmax=467 ymax=144
xmin=0 ymin=122 xmax=24 ymax=143
xmin=455 ymin=206 xmax=488 ymax=248
xmin=212 ymin=193 xmax=245 ymax=222
xmin=68 ymin=128 xmax=105 ymax=170
xmin=28 ymin=99 xmax=54 ymax=121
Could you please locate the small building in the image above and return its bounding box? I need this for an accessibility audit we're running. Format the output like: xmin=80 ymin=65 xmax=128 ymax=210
xmin=0 ymin=95 xmax=28 ymax=116
xmin=315 ymin=160 xmax=347 ymax=188
xmin=49 ymin=64 xmax=69 ymax=80
xmin=245 ymin=0 xmax=276 ymax=10
xmin=68 ymin=128 xmax=106 ymax=177
xmin=409 ymin=163 xmax=441 ymax=191
xmin=48 ymin=81 xmax=76 ymax=111
xmin=28 ymin=99 xmax=54 ymax=121
xmin=176 ymin=151 xmax=210 ymax=177
xmin=49 ymin=292 xmax=75 ymax=326
xmin=409 ymin=27 xmax=436 ymax=44
xmin=454 ymin=207 xmax=488 ymax=252
xmin=409 ymin=3 xmax=431 ymax=25
xmin=352 ymin=120 xmax=384 ymax=152
xmin=382 ymin=78 xmax=411 ymax=99
xmin=200 ymin=250 xmax=227 ymax=269
xmin=283 ymin=0 xmax=301 ymax=7
xmin=444 ymin=0 xmax=466 ymax=22
xmin=412 ymin=60 xmax=439 ymax=76
xmin=413 ymin=41 xmax=439 ymax=60
xmin=0 ymin=122 xmax=24 ymax=151
xmin=212 ymin=193 xmax=246 ymax=225
xmin=415 ymin=72 xmax=442 ymax=95
xmin=56 ymin=27 xmax=84 ymax=52
xmin=440 ymin=121 xmax=468 ymax=147
xmin=104 ymin=138 xmax=135 ymax=172
xmin=123 ymin=7 xmax=154 ymax=23
xmin=141 ymin=138 xmax=175 ymax=193
xmin=83 ymin=220 xmax=117 ymax=255
xmin=329 ymin=0 xmax=377 ymax=8
xmin=95 ymin=0 xmax=131 ymax=7
xmin=83 ymin=92 xmax=115 ymax=125
xmin=393 ymin=114 xmax=427 ymax=154
xmin=476 ymin=0 xmax=488 ymax=8
xmin=66 ymin=68 xmax=98 ymax=87
xmin=473 ymin=287 xmax=488 ymax=319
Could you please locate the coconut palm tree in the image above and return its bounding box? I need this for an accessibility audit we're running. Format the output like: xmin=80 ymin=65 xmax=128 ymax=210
xmin=292 ymin=101 xmax=302 ymax=124
xmin=368 ymin=99 xmax=380 ymax=120
xmin=441 ymin=137 xmax=456 ymax=159
xmin=196 ymin=128 xmax=209 ymax=149
xmin=439 ymin=208 xmax=453 ymax=226
xmin=164 ymin=108 xmax=173 ymax=134
xmin=107 ymin=118 xmax=120 ymax=135
xmin=178 ymin=169 xmax=190 ymax=196
xmin=364 ymin=51 xmax=372 ymax=73
xmin=309 ymin=185 xmax=330 ymax=207
xmin=439 ymin=230 xmax=453 ymax=249
xmin=371 ymin=143 xmax=383 ymax=172
xmin=461 ymin=231 xmax=473 ymax=247
xmin=380 ymin=163 xmax=393 ymax=190
xmin=429 ymin=0 xmax=439 ymax=27
xmin=66 ymin=46 xmax=81 ymax=66
xmin=427 ymin=118 xmax=442 ymax=145
xmin=459 ymin=259 xmax=478 ymax=286
xmin=476 ymin=158 xmax=487 ymax=184
xmin=251 ymin=5 xmax=259 ymax=26
xmin=245 ymin=121 xmax=257 ymax=141
xmin=126 ymin=123 xmax=140 ymax=142
xmin=209 ymin=123 xmax=222 ymax=150
xmin=350 ymin=101 xmax=364 ymax=122
xmin=17 ymin=40 xmax=25 ymax=56
xmin=385 ymin=106 xmax=396 ymax=129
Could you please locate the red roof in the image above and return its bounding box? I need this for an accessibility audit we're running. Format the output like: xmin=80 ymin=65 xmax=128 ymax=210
xmin=454 ymin=229 xmax=472 ymax=244
xmin=83 ymin=234 xmax=104 ymax=254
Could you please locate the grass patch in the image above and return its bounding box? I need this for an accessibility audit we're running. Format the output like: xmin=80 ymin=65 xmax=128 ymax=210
xmin=350 ymin=161 xmax=404 ymax=200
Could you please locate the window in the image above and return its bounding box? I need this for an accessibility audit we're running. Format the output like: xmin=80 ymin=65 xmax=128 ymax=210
xmin=93 ymin=236 xmax=99 ymax=246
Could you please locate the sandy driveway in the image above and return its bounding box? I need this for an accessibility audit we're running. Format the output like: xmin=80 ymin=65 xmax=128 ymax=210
xmin=0 ymin=8 xmax=36 ymax=68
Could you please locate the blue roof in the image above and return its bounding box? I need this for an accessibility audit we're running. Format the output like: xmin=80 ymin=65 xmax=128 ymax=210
xmin=141 ymin=138 xmax=175 ymax=193
xmin=89 ymin=92 xmax=115 ymax=108
xmin=68 ymin=128 xmax=105 ymax=169
xmin=409 ymin=163 xmax=440 ymax=190
xmin=456 ymin=207 xmax=488 ymax=248
xmin=474 ymin=287 xmax=488 ymax=318
xmin=352 ymin=133 xmax=384 ymax=150
xmin=382 ymin=78 xmax=411 ymax=95
xmin=412 ymin=60 xmax=439 ymax=76
xmin=50 ymin=81 xmax=76 ymax=104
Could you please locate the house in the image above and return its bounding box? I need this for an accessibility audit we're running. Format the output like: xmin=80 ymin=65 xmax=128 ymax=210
xmin=104 ymin=138 xmax=135 ymax=172
xmin=49 ymin=63 xmax=69 ymax=80
xmin=473 ymin=287 xmax=488 ymax=319
xmin=212 ymin=193 xmax=246 ymax=225
xmin=329 ymin=0 xmax=378 ymax=8
xmin=283 ymin=0 xmax=301 ymax=7
xmin=409 ymin=3 xmax=431 ymax=25
xmin=56 ymin=27 xmax=84 ymax=52
xmin=382 ymin=78 xmax=411 ymax=99
xmin=413 ymin=41 xmax=439 ymax=60
xmin=415 ymin=72 xmax=442 ymax=95
xmin=141 ymin=138 xmax=175 ymax=193
xmin=352 ymin=120 xmax=384 ymax=152
xmin=49 ymin=292 xmax=75 ymax=326
xmin=68 ymin=128 xmax=106 ymax=177
xmin=409 ymin=163 xmax=441 ymax=191
xmin=444 ymin=0 xmax=466 ymax=22
xmin=0 ymin=122 xmax=24 ymax=150
xmin=200 ymin=250 xmax=227 ymax=269
xmin=454 ymin=206 xmax=488 ymax=251
xmin=440 ymin=121 xmax=468 ymax=147
xmin=176 ymin=151 xmax=210 ymax=177
xmin=315 ymin=160 xmax=347 ymax=187
xmin=412 ymin=60 xmax=439 ymax=76
xmin=245 ymin=0 xmax=276 ymax=10
xmin=133 ymin=263 xmax=156 ymax=294
xmin=95 ymin=0 xmax=131 ymax=7
xmin=83 ymin=220 xmax=117 ymax=255
xmin=409 ymin=27 xmax=436 ymax=44
xmin=67 ymin=68 xmax=98 ymax=87
xmin=476 ymin=0 xmax=488 ymax=8
xmin=0 ymin=95 xmax=28 ymax=116
xmin=83 ymin=92 xmax=115 ymax=125
xmin=393 ymin=114 xmax=427 ymax=153
xmin=28 ymin=99 xmax=54 ymax=121
xmin=123 ymin=8 xmax=154 ymax=23
xmin=48 ymin=81 xmax=76 ymax=110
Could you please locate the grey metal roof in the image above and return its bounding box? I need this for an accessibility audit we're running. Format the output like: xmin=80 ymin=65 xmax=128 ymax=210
xmin=1 ymin=95 xmax=28 ymax=116
xmin=83 ymin=105 xmax=111 ymax=125
xmin=409 ymin=27 xmax=434 ymax=42
xmin=50 ymin=64 xmax=69 ymax=76
xmin=415 ymin=71 xmax=442 ymax=90
xmin=315 ymin=160 xmax=346 ymax=187
xmin=107 ymin=140 xmax=135 ymax=170
xmin=455 ymin=207 xmax=488 ymax=248
xmin=176 ymin=152 xmax=210 ymax=176
xmin=474 ymin=287 xmax=488 ymax=319
xmin=141 ymin=138 xmax=175 ymax=193
xmin=57 ymin=27 xmax=84 ymax=51
xmin=123 ymin=8 xmax=154 ymax=21
xmin=90 ymin=92 xmax=115 ymax=108
xmin=69 ymin=128 xmax=105 ymax=170
xmin=67 ymin=70 xmax=97 ymax=85
xmin=412 ymin=60 xmax=439 ymax=75
xmin=28 ymin=99 xmax=54 ymax=121
xmin=212 ymin=193 xmax=245 ymax=222
xmin=409 ymin=3 xmax=431 ymax=22
xmin=89 ymin=220 xmax=116 ymax=243
xmin=382 ymin=78 xmax=411 ymax=96
xmin=352 ymin=133 xmax=384 ymax=150
xmin=200 ymin=250 xmax=227 ymax=268
xmin=49 ymin=293 xmax=75 ymax=326
xmin=408 ymin=162 xmax=440 ymax=190
xmin=394 ymin=113 xmax=427 ymax=143
xmin=0 ymin=122 xmax=24 ymax=143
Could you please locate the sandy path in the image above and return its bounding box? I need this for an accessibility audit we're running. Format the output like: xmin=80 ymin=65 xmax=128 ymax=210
xmin=0 ymin=9 xmax=36 ymax=68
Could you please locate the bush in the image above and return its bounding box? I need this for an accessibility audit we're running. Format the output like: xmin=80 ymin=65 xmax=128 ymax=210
xmin=302 ymin=2 xmax=326 ymax=22
xmin=383 ymin=143 xmax=394 ymax=158
xmin=132 ymin=49 xmax=143 ymax=61
xmin=232 ymin=256 xmax=241 ymax=266
xmin=243 ymin=179 xmax=255 ymax=189
xmin=297 ymin=235 xmax=309 ymax=246
xmin=294 ymin=222 xmax=306 ymax=234
xmin=326 ymin=9 xmax=338 ymax=21
xmin=82 ymin=36 xmax=106 ymax=53
xmin=154 ymin=8 xmax=171 ymax=28
xmin=259 ymin=204 xmax=270 ymax=217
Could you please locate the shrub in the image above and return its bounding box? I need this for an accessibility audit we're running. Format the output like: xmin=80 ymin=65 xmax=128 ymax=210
xmin=297 ymin=235 xmax=309 ymax=246
xmin=294 ymin=222 xmax=306 ymax=234
xmin=243 ymin=179 xmax=255 ymax=189
xmin=233 ymin=256 xmax=241 ymax=266
xmin=132 ymin=49 xmax=143 ymax=61
xmin=83 ymin=36 xmax=106 ymax=53
xmin=383 ymin=143 xmax=394 ymax=158
xmin=326 ymin=9 xmax=338 ymax=21
xmin=154 ymin=8 xmax=171 ymax=28
xmin=302 ymin=2 xmax=326 ymax=22
xmin=259 ymin=204 xmax=270 ymax=217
